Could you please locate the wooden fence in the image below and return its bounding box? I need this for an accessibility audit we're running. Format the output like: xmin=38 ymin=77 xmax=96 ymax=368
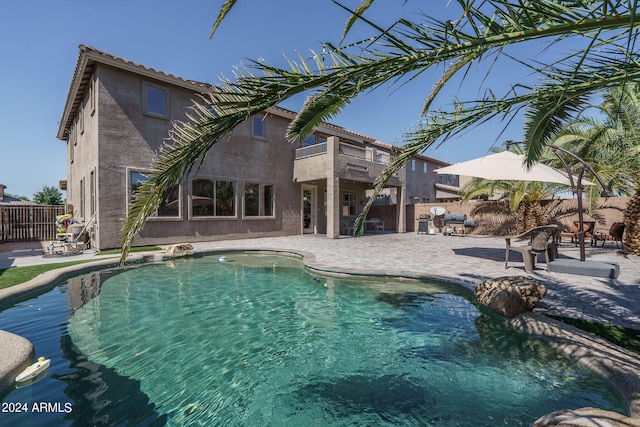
xmin=0 ymin=205 xmax=66 ymax=243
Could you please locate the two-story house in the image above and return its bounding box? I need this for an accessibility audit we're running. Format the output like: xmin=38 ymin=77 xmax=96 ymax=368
xmin=57 ymin=45 xmax=448 ymax=250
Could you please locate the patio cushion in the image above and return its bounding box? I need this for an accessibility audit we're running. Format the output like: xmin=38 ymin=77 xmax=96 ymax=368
xmin=548 ymin=259 xmax=620 ymax=279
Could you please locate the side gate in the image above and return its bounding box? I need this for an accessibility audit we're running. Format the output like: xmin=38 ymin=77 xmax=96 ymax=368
xmin=0 ymin=205 xmax=66 ymax=243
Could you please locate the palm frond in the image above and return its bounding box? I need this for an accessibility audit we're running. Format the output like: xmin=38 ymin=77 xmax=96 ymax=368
xmin=122 ymin=0 xmax=640 ymax=259
xmin=210 ymin=0 xmax=237 ymax=39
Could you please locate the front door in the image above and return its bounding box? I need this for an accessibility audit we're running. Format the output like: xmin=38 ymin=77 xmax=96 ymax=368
xmin=302 ymin=186 xmax=316 ymax=234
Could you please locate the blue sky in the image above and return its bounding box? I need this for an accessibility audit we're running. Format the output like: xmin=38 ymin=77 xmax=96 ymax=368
xmin=1 ymin=1 xmax=531 ymax=199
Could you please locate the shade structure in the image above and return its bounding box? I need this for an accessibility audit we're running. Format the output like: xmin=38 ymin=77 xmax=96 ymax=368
xmin=434 ymin=151 xmax=591 ymax=186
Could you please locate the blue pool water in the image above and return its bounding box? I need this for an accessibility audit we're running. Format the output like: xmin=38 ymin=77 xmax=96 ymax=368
xmin=0 ymin=253 xmax=627 ymax=426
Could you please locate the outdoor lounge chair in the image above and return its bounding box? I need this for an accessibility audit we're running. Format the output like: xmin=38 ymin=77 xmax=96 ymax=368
xmin=591 ymin=222 xmax=625 ymax=249
xmin=505 ymin=225 xmax=563 ymax=273
xmin=560 ymin=220 xmax=596 ymax=246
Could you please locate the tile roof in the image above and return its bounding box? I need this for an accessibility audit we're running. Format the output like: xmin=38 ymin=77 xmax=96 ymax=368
xmin=56 ymin=45 xmax=450 ymax=166
xmin=57 ymin=45 xmax=214 ymax=141
xmin=0 ymin=196 xmax=37 ymax=206
xmin=57 ymin=45 xmax=380 ymax=145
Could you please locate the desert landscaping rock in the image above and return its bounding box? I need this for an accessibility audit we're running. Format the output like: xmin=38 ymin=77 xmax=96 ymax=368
xmin=474 ymin=275 xmax=547 ymax=317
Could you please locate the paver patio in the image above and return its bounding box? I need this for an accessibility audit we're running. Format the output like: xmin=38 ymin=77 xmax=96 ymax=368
xmin=1 ymin=233 xmax=638 ymax=329
xmin=187 ymin=233 xmax=640 ymax=330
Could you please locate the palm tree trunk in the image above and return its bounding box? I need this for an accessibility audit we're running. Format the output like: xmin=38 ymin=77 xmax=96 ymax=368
xmin=623 ymin=185 xmax=640 ymax=255
xmin=516 ymin=203 xmax=548 ymax=233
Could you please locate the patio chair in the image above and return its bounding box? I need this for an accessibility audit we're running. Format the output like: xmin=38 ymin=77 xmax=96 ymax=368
xmin=505 ymin=225 xmax=563 ymax=273
xmin=373 ymin=218 xmax=384 ymax=232
xmin=559 ymin=221 xmax=596 ymax=246
xmin=591 ymin=222 xmax=625 ymax=249
xmin=342 ymin=219 xmax=355 ymax=236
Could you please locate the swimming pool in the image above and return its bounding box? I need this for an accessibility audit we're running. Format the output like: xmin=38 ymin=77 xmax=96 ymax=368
xmin=0 ymin=253 xmax=627 ymax=426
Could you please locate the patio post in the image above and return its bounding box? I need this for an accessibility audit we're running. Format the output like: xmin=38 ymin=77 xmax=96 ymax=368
xmin=396 ymin=185 xmax=406 ymax=233
xmin=326 ymin=137 xmax=340 ymax=238
xmin=547 ymin=144 xmax=610 ymax=262
xmin=505 ymin=140 xmax=611 ymax=262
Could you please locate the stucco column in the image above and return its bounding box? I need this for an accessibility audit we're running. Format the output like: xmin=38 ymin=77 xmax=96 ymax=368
xmin=326 ymin=136 xmax=340 ymax=238
xmin=396 ymin=185 xmax=406 ymax=233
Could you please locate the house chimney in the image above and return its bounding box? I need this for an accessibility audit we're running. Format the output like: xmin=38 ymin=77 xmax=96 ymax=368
xmin=0 ymin=184 xmax=5 ymax=200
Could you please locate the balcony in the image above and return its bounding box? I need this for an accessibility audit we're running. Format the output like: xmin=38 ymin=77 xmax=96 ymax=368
xmin=295 ymin=141 xmax=390 ymax=164
xmin=295 ymin=142 xmax=328 ymax=159
xmin=293 ymin=139 xmax=401 ymax=185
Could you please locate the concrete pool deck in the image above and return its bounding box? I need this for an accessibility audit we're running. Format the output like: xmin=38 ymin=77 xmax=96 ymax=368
xmin=1 ymin=233 xmax=640 ymax=422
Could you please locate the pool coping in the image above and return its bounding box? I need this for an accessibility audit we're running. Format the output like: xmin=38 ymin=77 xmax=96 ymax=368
xmin=1 ymin=248 xmax=639 ymax=423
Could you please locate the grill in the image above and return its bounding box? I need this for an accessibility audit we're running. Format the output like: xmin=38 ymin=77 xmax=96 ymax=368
xmin=443 ymin=214 xmax=477 ymax=235
xmin=417 ymin=214 xmax=433 ymax=234
xmin=443 ymin=213 xmax=466 ymax=224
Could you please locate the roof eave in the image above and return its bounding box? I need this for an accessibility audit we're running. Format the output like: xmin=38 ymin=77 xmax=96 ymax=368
xmin=56 ymin=45 xmax=214 ymax=141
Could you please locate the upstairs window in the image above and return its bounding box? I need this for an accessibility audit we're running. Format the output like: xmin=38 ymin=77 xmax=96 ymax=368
xmin=89 ymin=78 xmax=96 ymax=115
xmin=438 ymin=174 xmax=457 ymax=186
xmin=302 ymin=133 xmax=316 ymax=147
xmin=252 ymin=115 xmax=266 ymax=139
xmin=144 ymin=84 xmax=167 ymax=117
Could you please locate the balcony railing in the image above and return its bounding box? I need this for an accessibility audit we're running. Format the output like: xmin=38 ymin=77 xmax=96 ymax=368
xmin=294 ymin=141 xmax=390 ymax=165
xmin=339 ymin=142 xmax=367 ymax=159
xmin=295 ymin=142 xmax=327 ymax=159
xmin=340 ymin=142 xmax=390 ymax=164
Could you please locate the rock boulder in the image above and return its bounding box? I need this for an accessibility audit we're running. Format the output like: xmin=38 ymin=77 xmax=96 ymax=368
xmin=165 ymin=243 xmax=195 ymax=258
xmin=474 ymin=276 xmax=546 ymax=318
xmin=534 ymin=407 xmax=640 ymax=426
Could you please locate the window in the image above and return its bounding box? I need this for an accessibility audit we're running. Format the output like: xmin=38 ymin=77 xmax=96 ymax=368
xmin=90 ymin=78 xmax=96 ymax=115
xmin=244 ymin=182 xmax=274 ymax=217
xmin=144 ymin=84 xmax=167 ymax=117
xmin=302 ymin=133 xmax=316 ymax=147
xmin=423 ymin=162 xmax=428 ymax=173
xmin=411 ymin=159 xmax=416 ymax=171
xmin=79 ymin=107 xmax=84 ymax=134
xmin=69 ymin=124 xmax=76 ymax=163
xmin=129 ymin=170 xmax=180 ymax=217
xmin=302 ymin=132 xmax=327 ymax=147
xmin=79 ymin=178 xmax=85 ymax=220
xmin=263 ymin=184 xmax=274 ymax=216
xmin=157 ymin=185 xmax=180 ymax=216
xmin=191 ymin=178 xmax=236 ymax=217
xmin=252 ymin=115 xmax=266 ymax=139
xmin=90 ymin=170 xmax=96 ymax=216
xmin=438 ymin=174 xmax=457 ymax=186
xmin=343 ymin=191 xmax=355 ymax=216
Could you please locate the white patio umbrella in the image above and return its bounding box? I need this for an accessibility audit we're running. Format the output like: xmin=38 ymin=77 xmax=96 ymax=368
xmin=435 ymin=149 xmax=597 ymax=261
xmin=433 ymin=151 xmax=592 ymax=186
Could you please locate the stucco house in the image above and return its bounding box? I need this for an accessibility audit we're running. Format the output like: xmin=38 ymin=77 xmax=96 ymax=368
xmin=57 ymin=45 xmax=453 ymax=250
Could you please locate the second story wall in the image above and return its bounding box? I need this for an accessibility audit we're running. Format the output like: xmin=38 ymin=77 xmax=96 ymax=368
xmin=89 ymin=63 xmax=302 ymax=248
xmin=67 ymin=74 xmax=99 ymax=223
xmin=405 ymin=156 xmax=449 ymax=203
